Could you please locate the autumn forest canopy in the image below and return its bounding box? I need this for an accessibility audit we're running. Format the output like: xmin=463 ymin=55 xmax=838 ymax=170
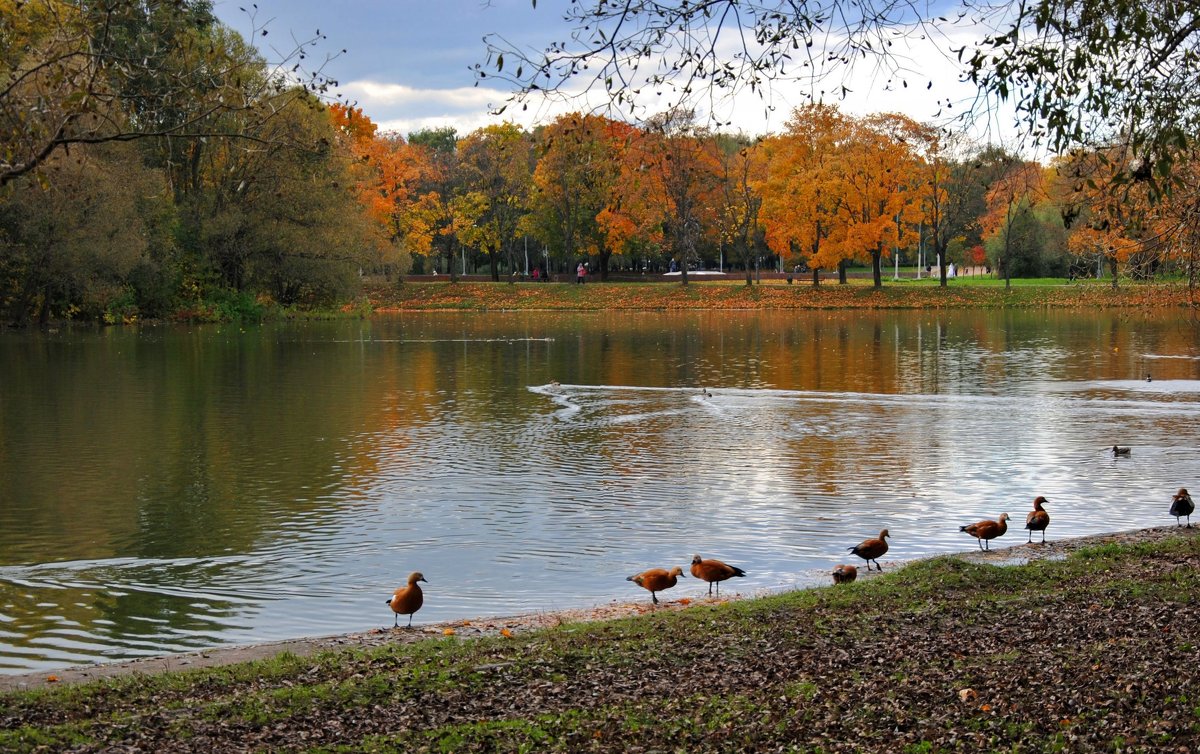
xmin=2 ymin=0 xmax=1200 ymax=325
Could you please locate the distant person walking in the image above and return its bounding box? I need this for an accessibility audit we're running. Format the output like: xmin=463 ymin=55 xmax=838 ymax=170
xmin=576 ymin=262 xmax=586 ymax=284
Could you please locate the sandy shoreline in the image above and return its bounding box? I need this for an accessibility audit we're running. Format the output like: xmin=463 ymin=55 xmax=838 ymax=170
xmin=2 ymin=525 xmax=1192 ymax=693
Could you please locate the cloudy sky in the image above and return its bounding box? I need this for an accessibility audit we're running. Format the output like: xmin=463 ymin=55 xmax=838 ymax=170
xmin=212 ymin=0 xmax=1016 ymax=143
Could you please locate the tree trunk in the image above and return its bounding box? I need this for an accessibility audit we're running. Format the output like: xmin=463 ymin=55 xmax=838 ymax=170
xmin=838 ymin=259 xmax=848 ymax=285
xmin=599 ymin=244 xmax=612 ymax=281
xmin=447 ymin=239 xmax=459 ymax=283
xmin=812 ymin=267 xmax=821 ymax=287
xmin=872 ymin=248 xmax=883 ymax=289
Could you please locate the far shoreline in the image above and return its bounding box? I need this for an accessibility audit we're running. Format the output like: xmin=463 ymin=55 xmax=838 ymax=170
xmin=363 ymin=279 xmax=1200 ymax=314
xmin=3 ymin=524 xmax=1192 ymax=693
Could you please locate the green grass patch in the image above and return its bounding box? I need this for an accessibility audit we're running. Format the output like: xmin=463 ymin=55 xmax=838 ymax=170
xmin=4 ymin=533 xmax=1199 ymax=753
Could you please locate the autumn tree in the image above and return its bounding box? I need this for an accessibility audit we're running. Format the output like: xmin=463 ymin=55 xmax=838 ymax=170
xmin=409 ymin=127 xmax=462 ymax=279
xmin=911 ymin=127 xmax=985 ymax=286
xmin=528 ymin=113 xmax=624 ymax=279
xmin=714 ymin=136 xmax=765 ymax=286
xmin=832 ymin=113 xmax=922 ymax=289
xmin=636 ymin=109 xmax=723 ymax=285
xmin=1149 ymin=154 xmax=1200 ymax=290
xmin=1053 ymin=150 xmax=1156 ymax=288
xmin=456 ymin=124 xmax=535 ymax=282
xmin=981 ymin=159 xmax=1047 ymax=287
xmin=483 ymin=1 xmax=1200 ymax=192
xmin=757 ymin=104 xmax=851 ymax=287
xmin=1 ymin=0 xmax=336 ymax=187
xmin=331 ymin=104 xmax=439 ymax=278
xmin=595 ymin=124 xmax=668 ymax=274
xmin=187 ymin=92 xmax=379 ymax=304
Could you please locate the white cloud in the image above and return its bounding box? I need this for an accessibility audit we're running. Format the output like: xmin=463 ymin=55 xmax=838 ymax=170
xmin=341 ymin=14 xmax=1030 ymax=153
xmin=343 ymin=81 xmax=498 ymax=112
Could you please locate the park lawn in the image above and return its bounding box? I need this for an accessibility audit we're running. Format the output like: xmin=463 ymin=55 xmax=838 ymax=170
xmin=366 ymin=279 xmax=1198 ymax=312
xmin=3 ymin=529 xmax=1199 ymax=753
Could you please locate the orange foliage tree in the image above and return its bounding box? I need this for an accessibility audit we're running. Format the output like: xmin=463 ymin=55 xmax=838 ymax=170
xmin=1053 ymin=148 xmax=1160 ymax=288
xmin=329 ymin=104 xmax=437 ymax=276
xmin=831 ymin=113 xmax=922 ymax=288
xmin=596 ymin=123 xmax=668 ymax=274
xmin=757 ymin=104 xmax=851 ymax=286
xmin=632 ymin=109 xmax=723 ymax=285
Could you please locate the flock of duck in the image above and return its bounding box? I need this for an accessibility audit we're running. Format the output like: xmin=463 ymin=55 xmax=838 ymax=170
xmin=386 ymin=485 xmax=1195 ymax=628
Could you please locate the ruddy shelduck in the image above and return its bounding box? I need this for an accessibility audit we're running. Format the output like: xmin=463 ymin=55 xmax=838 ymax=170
xmin=848 ymin=529 xmax=889 ymax=571
xmin=387 ymin=572 xmax=427 ymax=628
xmin=831 ymin=564 xmax=858 ymax=584
xmin=1170 ymin=488 xmax=1194 ymax=528
xmin=1112 ymin=444 xmax=1132 ymax=457
xmin=1024 ymin=496 xmax=1050 ymax=543
xmin=626 ymin=566 xmax=684 ymax=604
xmin=690 ymin=554 xmax=746 ymax=596
xmin=960 ymin=513 xmax=1010 ymax=550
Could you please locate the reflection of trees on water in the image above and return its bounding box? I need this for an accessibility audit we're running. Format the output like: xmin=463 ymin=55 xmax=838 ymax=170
xmin=1 ymin=310 xmax=1197 ymax=670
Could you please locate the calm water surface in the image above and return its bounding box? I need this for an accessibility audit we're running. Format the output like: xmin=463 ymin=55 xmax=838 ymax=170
xmin=1 ymin=309 xmax=1199 ymax=672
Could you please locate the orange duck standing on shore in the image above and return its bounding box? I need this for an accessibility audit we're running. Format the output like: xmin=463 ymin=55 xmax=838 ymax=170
xmin=1024 ymin=496 xmax=1050 ymax=543
xmin=387 ymin=572 xmax=427 ymax=628
xmin=627 ymin=566 xmax=684 ymax=604
xmin=961 ymin=513 xmax=1010 ymax=550
xmin=848 ymin=529 xmax=889 ymax=571
xmin=1170 ymin=488 xmax=1194 ymax=528
xmin=690 ymin=554 xmax=746 ymax=596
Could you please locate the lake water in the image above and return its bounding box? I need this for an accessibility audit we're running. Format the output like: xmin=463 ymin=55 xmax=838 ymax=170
xmin=1 ymin=309 xmax=1198 ymax=673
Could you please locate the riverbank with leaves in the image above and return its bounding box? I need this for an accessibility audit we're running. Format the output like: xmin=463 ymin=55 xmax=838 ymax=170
xmin=368 ymin=280 xmax=1200 ymax=312
xmin=3 ymin=526 xmax=1198 ymax=752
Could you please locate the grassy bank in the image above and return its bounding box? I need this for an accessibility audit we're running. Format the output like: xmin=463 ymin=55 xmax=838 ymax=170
xmin=3 ymin=528 xmax=1198 ymax=752
xmin=367 ymin=280 xmax=1200 ymax=313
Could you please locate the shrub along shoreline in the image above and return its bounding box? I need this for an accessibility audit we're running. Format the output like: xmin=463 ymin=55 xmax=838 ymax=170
xmin=365 ymin=280 xmax=1200 ymax=313
xmin=3 ymin=526 xmax=1198 ymax=752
